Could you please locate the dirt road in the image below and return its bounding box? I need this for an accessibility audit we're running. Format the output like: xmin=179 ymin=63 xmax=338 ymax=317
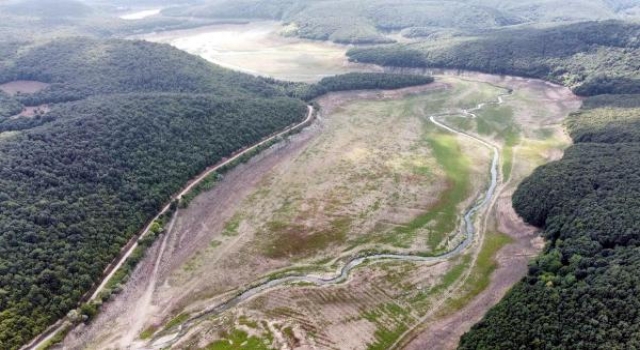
xmin=21 ymin=106 xmax=314 ymax=350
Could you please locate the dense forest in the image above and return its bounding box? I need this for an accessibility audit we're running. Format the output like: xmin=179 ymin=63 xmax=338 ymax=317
xmin=347 ymin=21 xmax=640 ymax=96
xmin=278 ymin=72 xmax=434 ymax=100
xmin=0 ymin=38 xmax=310 ymax=350
xmin=0 ymin=37 xmax=297 ymax=105
xmin=458 ymin=94 xmax=640 ymax=349
xmin=0 ymin=92 xmax=23 ymax=121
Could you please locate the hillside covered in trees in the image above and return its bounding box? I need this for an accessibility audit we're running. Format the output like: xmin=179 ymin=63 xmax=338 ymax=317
xmin=279 ymin=72 xmax=434 ymax=100
xmin=0 ymin=38 xmax=309 ymax=349
xmin=162 ymin=0 xmax=640 ymax=44
xmin=458 ymin=94 xmax=640 ymax=349
xmin=0 ymin=35 xmax=434 ymax=349
xmin=347 ymin=20 xmax=640 ymax=96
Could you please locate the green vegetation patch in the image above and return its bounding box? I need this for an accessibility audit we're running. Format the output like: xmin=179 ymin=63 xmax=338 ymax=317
xmin=206 ymin=329 xmax=273 ymax=350
xmin=222 ymin=213 xmax=243 ymax=236
xmin=139 ymin=325 xmax=158 ymax=340
xmin=475 ymin=104 xmax=520 ymax=181
xmin=440 ymin=231 xmax=512 ymax=314
xmin=391 ymin=124 xmax=472 ymax=251
xmin=362 ymin=302 xmax=413 ymax=350
xmin=263 ymin=217 xmax=351 ymax=259
xmin=180 ymin=172 xmax=222 ymax=208
xmin=163 ymin=313 xmax=189 ymax=332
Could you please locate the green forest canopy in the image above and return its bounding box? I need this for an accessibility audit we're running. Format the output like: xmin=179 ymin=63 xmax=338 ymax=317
xmin=0 ymin=37 xmax=311 ymax=349
xmin=347 ymin=20 xmax=640 ymax=96
xmin=162 ymin=0 xmax=640 ymax=43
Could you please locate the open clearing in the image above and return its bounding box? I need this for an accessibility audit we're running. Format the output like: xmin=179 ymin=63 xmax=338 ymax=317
xmin=135 ymin=21 xmax=379 ymax=82
xmin=63 ymin=72 xmax=579 ymax=350
xmin=0 ymin=80 xmax=49 ymax=95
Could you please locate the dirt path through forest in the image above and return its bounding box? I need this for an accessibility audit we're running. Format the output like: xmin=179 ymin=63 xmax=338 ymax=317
xmin=23 ymin=107 xmax=314 ymax=350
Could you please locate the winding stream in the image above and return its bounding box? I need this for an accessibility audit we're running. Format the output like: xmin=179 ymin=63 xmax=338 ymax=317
xmin=147 ymin=89 xmax=510 ymax=349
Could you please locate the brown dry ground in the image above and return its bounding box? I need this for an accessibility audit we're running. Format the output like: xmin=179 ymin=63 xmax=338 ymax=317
xmin=63 ymin=73 xmax=579 ymax=350
xmin=0 ymin=80 xmax=49 ymax=95
xmin=135 ymin=21 xmax=380 ymax=82
xmin=11 ymin=105 xmax=50 ymax=118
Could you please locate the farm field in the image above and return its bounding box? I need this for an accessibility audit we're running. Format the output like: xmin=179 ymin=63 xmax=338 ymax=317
xmin=63 ymin=73 xmax=580 ymax=350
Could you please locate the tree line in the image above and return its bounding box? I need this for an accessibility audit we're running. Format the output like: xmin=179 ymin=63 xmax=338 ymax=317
xmin=0 ymin=38 xmax=309 ymax=350
xmin=347 ymin=20 xmax=640 ymax=96
xmin=275 ymin=72 xmax=434 ymax=101
xmin=0 ymin=37 xmax=434 ymax=350
xmin=458 ymin=93 xmax=640 ymax=349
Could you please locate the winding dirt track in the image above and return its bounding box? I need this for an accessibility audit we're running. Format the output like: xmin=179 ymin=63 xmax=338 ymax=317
xmin=21 ymin=106 xmax=315 ymax=350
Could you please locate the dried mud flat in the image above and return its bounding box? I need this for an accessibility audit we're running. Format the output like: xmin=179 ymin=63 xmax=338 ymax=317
xmin=135 ymin=21 xmax=380 ymax=82
xmin=64 ymin=73 xmax=581 ymax=350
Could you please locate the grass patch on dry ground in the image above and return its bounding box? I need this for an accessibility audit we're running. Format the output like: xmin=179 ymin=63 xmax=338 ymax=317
xmin=363 ymin=302 xmax=413 ymax=350
xmin=222 ymin=213 xmax=243 ymax=236
xmin=476 ymin=104 xmax=520 ymax=181
xmin=205 ymin=329 xmax=273 ymax=350
xmin=390 ymin=123 xmax=472 ymax=252
xmin=263 ymin=217 xmax=351 ymax=259
xmin=162 ymin=313 xmax=190 ymax=332
xmin=438 ymin=231 xmax=512 ymax=315
xmin=139 ymin=325 xmax=158 ymax=340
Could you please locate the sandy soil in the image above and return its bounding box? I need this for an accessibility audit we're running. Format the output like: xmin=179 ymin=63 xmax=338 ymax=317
xmin=0 ymin=80 xmax=49 ymax=95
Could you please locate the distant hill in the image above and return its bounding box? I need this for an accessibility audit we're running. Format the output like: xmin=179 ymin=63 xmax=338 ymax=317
xmin=162 ymin=0 xmax=640 ymax=44
xmin=0 ymin=37 xmax=291 ymax=104
xmin=347 ymin=20 xmax=640 ymax=96
xmin=1 ymin=0 xmax=94 ymax=18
